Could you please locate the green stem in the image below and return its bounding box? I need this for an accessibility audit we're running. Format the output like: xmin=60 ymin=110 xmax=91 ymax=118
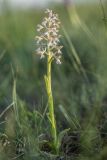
xmin=45 ymin=53 xmax=57 ymax=150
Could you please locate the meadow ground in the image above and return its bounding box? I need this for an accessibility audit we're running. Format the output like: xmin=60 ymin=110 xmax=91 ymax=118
xmin=0 ymin=2 xmax=107 ymax=160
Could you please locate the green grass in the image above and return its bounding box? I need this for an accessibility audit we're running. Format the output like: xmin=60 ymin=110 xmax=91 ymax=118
xmin=0 ymin=1 xmax=107 ymax=159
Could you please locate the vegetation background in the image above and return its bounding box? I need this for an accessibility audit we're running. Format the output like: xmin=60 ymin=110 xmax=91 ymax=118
xmin=0 ymin=0 xmax=107 ymax=159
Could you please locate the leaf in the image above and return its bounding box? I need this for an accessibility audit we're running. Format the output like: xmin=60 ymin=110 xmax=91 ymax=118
xmin=46 ymin=113 xmax=52 ymax=125
xmin=56 ymin=128 xmax=70 ymax=151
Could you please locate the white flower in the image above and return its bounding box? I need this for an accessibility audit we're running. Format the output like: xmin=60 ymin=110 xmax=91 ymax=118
xmin=36 ymin=36 xmax=43 ymax=43
xmin=44 ymin=32 xmax=49 ymax=37
xmin=37 ymin=24 xmax=44 ymax=32
xmin=58 ymin=49 xmax=62 ymax=54
xmin=36 ymin=48 xmax=46 ymax=59
xmin=48 ymin=42 xmax=53 ymax=47
xmin=42 ymin=21 xmax=47 ymax=27
xmin=56 ymin=59 xmax=61 ymax=64
xmin=35 ymin=9 xmax=63 ymax=64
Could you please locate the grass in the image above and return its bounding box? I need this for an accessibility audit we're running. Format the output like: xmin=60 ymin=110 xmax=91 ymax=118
xmin=0 ymin=1 xmax=107 ymax=159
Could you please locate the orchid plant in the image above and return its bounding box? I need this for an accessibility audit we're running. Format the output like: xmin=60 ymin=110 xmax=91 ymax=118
xmin=35 ymin=9 xmax=63 ymax=152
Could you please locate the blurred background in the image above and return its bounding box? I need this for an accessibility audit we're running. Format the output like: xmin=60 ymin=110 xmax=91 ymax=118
xmin=1 ymin=0 xmax=107 ymax=158
xmin=0 ymin=0 xmax=107 ymax=118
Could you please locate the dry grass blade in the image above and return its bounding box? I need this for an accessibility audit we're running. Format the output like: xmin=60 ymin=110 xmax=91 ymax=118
xmin=62 ymin=26 xmax=89 ymax=83
xmin=59 ymin=105 xmax=80 ymax=130
xmin=0 ymin=102 xmax=14 ymax=119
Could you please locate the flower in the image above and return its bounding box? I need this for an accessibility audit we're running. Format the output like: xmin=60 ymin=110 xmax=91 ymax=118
xmin=37 ymin=24 xmax=44 ymax=32
xmin=35 ymin=9 xmax=63 ymax=64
